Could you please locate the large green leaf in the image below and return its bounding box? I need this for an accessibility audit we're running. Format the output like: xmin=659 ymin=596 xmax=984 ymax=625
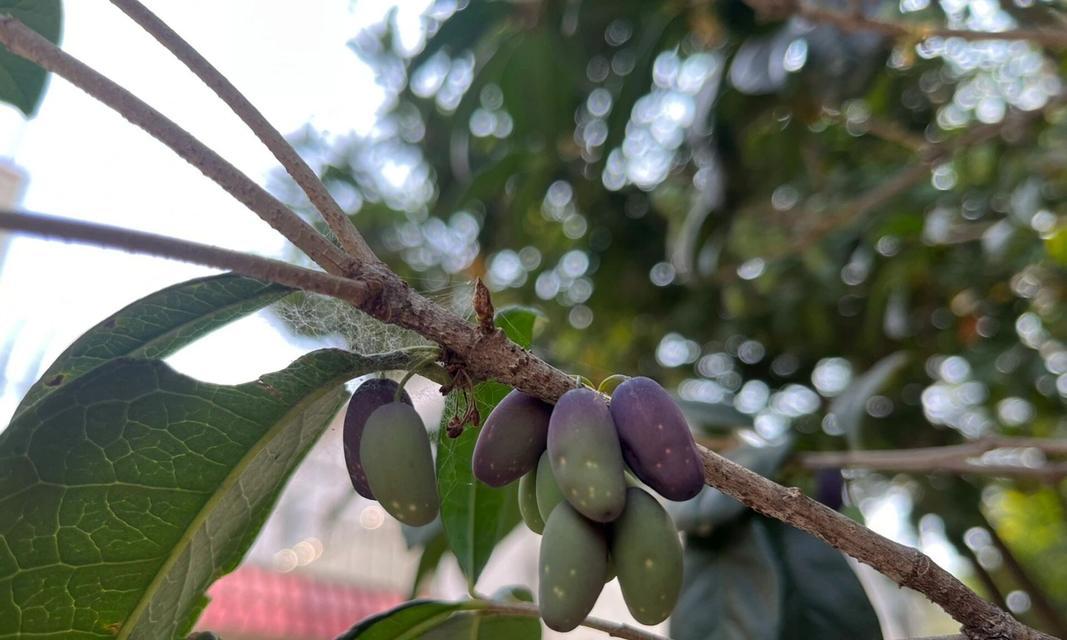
xmin=434 ymin=306 xmax=541 ymax=587
xmin=0 ymin=348 xmax=415 ymax=639
xmin=763 ymin=519 xmax=882 ymax=640
xmin=0 ymin=0 xmax=62 ymax=115
xmin=14 ymin=273 xmax=290 ymax=420
xmin=338 ymin=597 xmax=539 ymax=640
xmin=672 ymin=520 xmax=783 ymax=640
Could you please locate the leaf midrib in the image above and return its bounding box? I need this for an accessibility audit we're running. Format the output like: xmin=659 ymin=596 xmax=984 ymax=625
xmin=114 ymin=381 xmax=345 ymax=639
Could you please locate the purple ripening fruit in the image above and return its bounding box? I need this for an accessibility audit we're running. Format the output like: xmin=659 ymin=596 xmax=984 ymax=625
xmin=343 ymin=378 xmax=411 ymax=499
xmin=609 ymin=376 xmax=704 ymax=501
xmin=547 ymin=388 xmax=627 ymax=522
xmin=472 ymin=390 xmax=552 ymax=487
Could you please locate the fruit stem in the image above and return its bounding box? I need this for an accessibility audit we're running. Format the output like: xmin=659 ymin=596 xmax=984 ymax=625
xmin=396 ymin=350 xmax=442 ymax=401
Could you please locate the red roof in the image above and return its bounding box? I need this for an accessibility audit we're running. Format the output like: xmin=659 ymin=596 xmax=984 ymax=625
xmin=194 ymin=565 xmax=403 ymax=639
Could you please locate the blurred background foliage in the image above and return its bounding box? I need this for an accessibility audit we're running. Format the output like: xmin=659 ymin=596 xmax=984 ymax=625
xmin=271 ymin=0 xmax=1067 ymax=634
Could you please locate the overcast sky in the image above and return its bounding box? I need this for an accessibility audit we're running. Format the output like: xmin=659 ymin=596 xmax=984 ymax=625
xmin=0 ymin=1 xmax=429 ymax=424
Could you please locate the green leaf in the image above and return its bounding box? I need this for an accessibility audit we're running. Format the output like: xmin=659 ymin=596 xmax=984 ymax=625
xmin=338 ymin=600 xmax=464 ymax=640
xmin=435 ymin=307 xmax=541 ymax=587
xmin=338 ymin=599 xmax=540 ymax=640
xmin=0 ymin=348 xmax=412 ymax=639
xmin=14 ymin=273 xmax=291 ymax=420
xmin=0 ymin=0 xmax=62 ymax=115
xmin=762 ymin=519 xmax=882 ymax=640
xmin=494 ymin=306 xmax=544 ymax=349
xmin=410 ymin=1 xmax=513 ymax=70
xmin=671 ymin=520 xmax=783 ymax=640
xmin=436 ymin=383 xmax=521 ymax=588
xmin=409 ymin=531 xmax=449 ymax=599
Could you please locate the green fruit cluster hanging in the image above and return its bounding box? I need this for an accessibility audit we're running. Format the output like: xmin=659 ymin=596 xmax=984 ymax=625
xmin=474 ymin=377 xmax=702 ymax=631
xmin=343 ymin=373 xmax=703 ymax=631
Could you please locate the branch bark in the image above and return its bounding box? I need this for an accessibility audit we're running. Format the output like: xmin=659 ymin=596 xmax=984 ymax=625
xmin=1 ymin=209 xmax=1055 ymax=640
xmin=107 ymin=0 xmax=378 ymax=267
xmin=0 ymin=16 xmax=355 ymax=277
xmin=799 ymin=437 xmax=1067 ymax=481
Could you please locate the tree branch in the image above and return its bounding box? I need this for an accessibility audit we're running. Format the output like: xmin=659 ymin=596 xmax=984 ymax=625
xmin=474 ymin=601 xmax=667 ymax=640
xmin=744 ymin=0 xmax=1067 ymax=49
xmin=107 ymin=0 xmax=378 ymax=267
xmin=0 ymin=16 xmax=355 ymax=276
xmin=799 ymin=437 xmax=1067 ymax=481
xmin=0 ymin=210 xmax=372 ymax=304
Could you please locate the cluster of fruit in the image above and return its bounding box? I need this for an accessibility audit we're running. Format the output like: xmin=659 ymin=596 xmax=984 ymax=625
xmin=342 ymin=374 xmax=703 ymax=632
xmin=473 ymin=377 xmax=703 ymax=632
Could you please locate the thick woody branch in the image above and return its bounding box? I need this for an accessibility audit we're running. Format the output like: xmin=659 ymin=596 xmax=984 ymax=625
xmin=744 ymin=0 xmax=1067 ymax=49
xmin=0 ymin=16 xmax=355 ymax=276
xmin=0 ymin=211 xmax=371 ymax=303
xmin=107 ymin=0 xmax=378 ymax=267
xmin=800 ymin=437 xmax=1067 ymax=481
xmin=0 ymin=209 xmax=1053 ymax=640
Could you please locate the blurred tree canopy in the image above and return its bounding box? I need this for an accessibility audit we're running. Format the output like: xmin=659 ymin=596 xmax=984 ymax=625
xmin=273 ymin=0 xmax=1067 ymax=631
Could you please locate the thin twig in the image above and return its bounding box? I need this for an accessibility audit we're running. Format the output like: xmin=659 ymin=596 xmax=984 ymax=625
xmin=477 ymin=601 xmax=667 ymax=640
xmin=0 ymin=16 xmax=355 ymax=276
xmin=743 ymin=0 xmax=1067 ymax=49
xmin=0 ymin=210 xmax=372 ymax=305
xmin=0 ymin=207 xmax=1054 ymax=640
xmin=799 ymin=437 xmax=1067 ymax=481
xmin=107 ymin=0 xmax=378 ymax=268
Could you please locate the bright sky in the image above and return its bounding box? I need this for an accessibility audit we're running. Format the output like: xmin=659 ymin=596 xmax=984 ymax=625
xmin=0 ymin=1 xmax=427 ymax=425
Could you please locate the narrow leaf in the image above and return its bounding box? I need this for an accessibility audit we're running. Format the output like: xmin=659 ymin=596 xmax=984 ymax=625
xmin=0 ymin=348 xmax=413 ymax=639
xmin=0 ymin=0 xmax=62 ymax=115
xmin=15 ymin=273 xmax=290 ymax=420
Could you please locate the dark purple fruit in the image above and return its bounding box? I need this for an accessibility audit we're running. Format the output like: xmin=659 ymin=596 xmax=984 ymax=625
xmin=609 ymin=377 xmax=703 ymax=501
xmin=472 ymin=390 xmax=552 ymax=487
xmin=548 ymin=388 xmax=627 ymax=522
xmin=343 ymin=378 xmax=411 ymax=499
